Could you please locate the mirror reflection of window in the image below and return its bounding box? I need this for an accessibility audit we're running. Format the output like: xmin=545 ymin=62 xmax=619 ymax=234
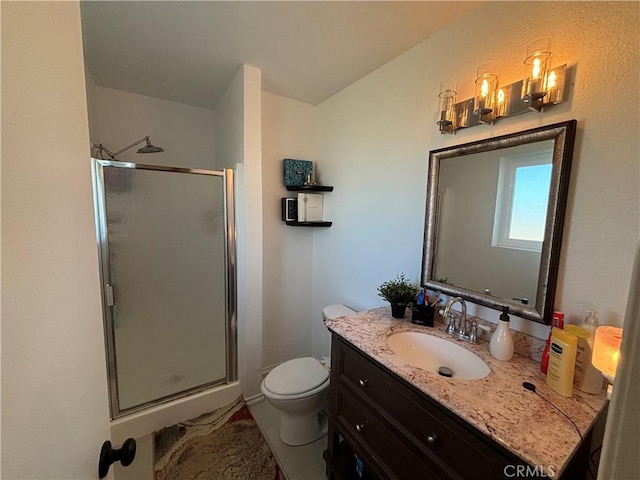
xmin=492 ymin=150 xmax=553 ymax=252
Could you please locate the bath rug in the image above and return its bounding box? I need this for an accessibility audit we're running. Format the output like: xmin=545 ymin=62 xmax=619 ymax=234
xmin=154 ymin=397 xmax=281 ymax=480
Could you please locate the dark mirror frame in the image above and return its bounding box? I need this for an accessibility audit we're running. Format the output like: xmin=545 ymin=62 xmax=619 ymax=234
xmin=421 ymin=120 xmax=577 ymax=324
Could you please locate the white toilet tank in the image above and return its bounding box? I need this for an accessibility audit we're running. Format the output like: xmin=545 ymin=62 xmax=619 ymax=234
xmin=322 ymin=304 xmax=356 ymax=321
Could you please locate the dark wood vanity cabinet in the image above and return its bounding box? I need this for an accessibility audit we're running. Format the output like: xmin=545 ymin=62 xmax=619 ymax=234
xmin=323 ymin=335 xmax=594 ymax=480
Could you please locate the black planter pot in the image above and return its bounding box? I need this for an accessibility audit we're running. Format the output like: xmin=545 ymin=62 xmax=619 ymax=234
xmin=390 ymin=303 xmax=407 ymax=319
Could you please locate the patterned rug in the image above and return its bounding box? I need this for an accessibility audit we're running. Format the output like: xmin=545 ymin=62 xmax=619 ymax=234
xmin=153 ymin=398 xmax=281 ymax=480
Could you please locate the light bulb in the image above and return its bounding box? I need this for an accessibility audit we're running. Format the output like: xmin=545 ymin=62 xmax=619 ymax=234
xmin=481 ymin=79 xmax=489 ymax=98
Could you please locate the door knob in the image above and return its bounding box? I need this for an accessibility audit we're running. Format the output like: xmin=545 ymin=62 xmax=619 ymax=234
xmin=358 ymin=378 xmax=369 ymax=387
xmin=355 ymin=423 xmax=365 ymax=433
xmin=98 ymin=438 xmax=136 ymax=478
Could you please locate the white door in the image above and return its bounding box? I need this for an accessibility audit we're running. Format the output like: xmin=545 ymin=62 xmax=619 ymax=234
xmin=1 ymin=2 xmax=114 ymax=478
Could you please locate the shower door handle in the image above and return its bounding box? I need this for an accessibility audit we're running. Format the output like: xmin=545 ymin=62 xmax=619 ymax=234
xmin=105 ymin=284 xmax=115 ymax=307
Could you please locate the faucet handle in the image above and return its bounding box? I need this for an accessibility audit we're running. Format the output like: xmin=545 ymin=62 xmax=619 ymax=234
xmin=441 ymin=309 xmax=456 ymax=334
xmin=470 ymin=322 xmax=494 ymax=343
xmin=469 ymin=322 xmax=478 ymax=343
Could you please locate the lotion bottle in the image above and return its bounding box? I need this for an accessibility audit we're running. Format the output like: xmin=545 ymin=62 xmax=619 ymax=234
xmin=564 ymin=325 xmax=603 ymax=394
xmin=490 ymin=306 xmax=514 ymax=361
xmin=571 ymin=310 xmax=604 ymax=393
xmin=546 ymin=327 xmax=577 ymax=397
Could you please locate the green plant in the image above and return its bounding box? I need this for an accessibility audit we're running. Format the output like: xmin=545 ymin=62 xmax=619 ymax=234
xmin=377 ymin=273 xmax=419 ymax=306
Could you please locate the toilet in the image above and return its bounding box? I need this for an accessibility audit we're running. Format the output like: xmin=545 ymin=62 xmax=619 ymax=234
xmin=261 ymin=304 xmax=356 ymax=446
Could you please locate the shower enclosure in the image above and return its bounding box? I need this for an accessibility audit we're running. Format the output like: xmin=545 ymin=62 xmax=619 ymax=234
xmin=92 ymin=160 xmax=237 ymax=418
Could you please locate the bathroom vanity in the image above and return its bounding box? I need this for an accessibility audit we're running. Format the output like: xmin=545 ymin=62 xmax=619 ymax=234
xmin=323 ymin=308 xmax=607 ymax=480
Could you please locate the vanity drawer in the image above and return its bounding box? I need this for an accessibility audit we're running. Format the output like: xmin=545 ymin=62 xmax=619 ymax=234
xmin=332 ymin=386 xmax=450 ymax=480
xmin=333 ymin=337 xmax=514 ymax=480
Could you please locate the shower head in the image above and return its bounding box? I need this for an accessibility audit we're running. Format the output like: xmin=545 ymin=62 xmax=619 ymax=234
xmin=93 ymin=135 xmax=164 ymax=159
xmin=137 ymin=137 xmax=164 ymax=154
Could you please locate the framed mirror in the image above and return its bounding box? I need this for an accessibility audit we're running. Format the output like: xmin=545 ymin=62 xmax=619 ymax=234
xmin=421 ymin=120 xmax=577 ymax=324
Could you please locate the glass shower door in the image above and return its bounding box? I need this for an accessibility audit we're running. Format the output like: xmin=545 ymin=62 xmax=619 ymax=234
xmin=92 ymin=161 xmax=236 ymax=418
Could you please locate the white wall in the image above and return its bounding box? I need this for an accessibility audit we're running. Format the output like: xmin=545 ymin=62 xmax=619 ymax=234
xmin=1 ymin=2 xmax=111 ymax=478
xmin=311 ymin=0 xmax=639 ymax=356
xmin=214 ymin=69 xmax=244 ymax=170
xmin=261 ymin=92 xmax=316 ymax=368
xmin=90 ymin=86 xmax=216 ymax=169
xmin=216 ymin=65 xmax=264 ymax=399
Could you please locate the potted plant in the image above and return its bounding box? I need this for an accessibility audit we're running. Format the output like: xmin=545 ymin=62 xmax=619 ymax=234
xmin=377 ymin=273 xmax=419 ymax=319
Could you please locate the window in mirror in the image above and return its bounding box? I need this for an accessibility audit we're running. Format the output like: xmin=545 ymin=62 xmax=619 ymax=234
xmin=492 ymin=149 xmax=553 ymax=252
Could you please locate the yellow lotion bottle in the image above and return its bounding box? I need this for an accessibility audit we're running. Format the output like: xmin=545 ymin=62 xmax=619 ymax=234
xmin=546 ymin=327 xmax=577 ymax=397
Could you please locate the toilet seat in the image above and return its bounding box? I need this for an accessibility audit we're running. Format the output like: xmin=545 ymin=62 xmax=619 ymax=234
xmin=263 ymin=357 xmax=329 ymax=397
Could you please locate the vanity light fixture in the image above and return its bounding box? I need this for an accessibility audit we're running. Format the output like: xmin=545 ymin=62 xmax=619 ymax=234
xmin=435 ymin=41 xmax=569 ymax=134
xmin=473 ymin=62 xmax=498 ymax=124
xmin=592 ymin=325 xmax=623 ymax=398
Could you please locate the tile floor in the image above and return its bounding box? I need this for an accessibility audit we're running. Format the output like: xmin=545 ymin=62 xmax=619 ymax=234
xmin=249 ymin=400 xmax=327 ymax=480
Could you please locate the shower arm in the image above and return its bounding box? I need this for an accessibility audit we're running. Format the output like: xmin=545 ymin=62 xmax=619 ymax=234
xmin=93 ymin=136 xmax=152 ymax=159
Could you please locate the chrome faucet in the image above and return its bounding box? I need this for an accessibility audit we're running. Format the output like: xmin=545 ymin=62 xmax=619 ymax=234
xmin=442 ymin=297 xmax=477 ymax=343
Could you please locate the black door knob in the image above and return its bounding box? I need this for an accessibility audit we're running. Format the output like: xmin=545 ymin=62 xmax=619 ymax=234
xmin=98 ymin=438 xmax=136 ymax=478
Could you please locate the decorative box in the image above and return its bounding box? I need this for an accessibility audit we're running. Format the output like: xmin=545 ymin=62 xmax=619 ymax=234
xmin=283 ymin=158 xmax=313 ymax=187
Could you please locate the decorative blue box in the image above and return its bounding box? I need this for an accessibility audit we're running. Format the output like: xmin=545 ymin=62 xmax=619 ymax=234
xmin=283 ymin=158 xmax=313 ymax=186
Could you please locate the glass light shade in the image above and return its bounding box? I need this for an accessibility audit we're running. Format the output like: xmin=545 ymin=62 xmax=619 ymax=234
xmin=457 ymin=100 xmax=470 ymax=129
xmin=495 ymin=85 xmax=510 ymax=118
xmin=473 ymin=62 xmax=498 ymax=118
xmin=437 ymin=88 xmax=457 ymax=127
xmin=545 ymin=66 xmax=566 ymax=105
xmin=592 ymin=326 xmax=623 ymax=379
xmin=522 ymin=38 xmax=552 ymax=102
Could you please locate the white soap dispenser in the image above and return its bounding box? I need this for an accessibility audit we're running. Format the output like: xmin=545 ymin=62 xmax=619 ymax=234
xmin=490 ymin=306 xmax=514 ymax=361
xmin=581 ymin=310 xmax=599 ymax=336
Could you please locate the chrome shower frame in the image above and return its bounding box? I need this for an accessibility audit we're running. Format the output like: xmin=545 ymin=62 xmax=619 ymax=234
xmin=91 ymin=159 xmax=238 ymax=419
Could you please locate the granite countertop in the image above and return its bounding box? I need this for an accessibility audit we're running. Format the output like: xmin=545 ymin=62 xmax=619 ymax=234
xmin=325 ymin=307 xmax=607 ymax=476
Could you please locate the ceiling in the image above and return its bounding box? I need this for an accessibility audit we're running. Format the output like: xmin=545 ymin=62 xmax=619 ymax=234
xmin=80 ymin=1 xmax=482 ymax=109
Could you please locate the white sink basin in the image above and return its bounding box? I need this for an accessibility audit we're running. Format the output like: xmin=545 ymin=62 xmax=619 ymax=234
xmin=387 ymin=331 xmax=490 ymax=380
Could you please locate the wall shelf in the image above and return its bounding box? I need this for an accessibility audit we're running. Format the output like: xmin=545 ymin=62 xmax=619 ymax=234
xmin=286 ymin=185 xmax=334 ymax=192
xmin=283 ymin=183 xmax=333 ymax=227
xmin=285 ymin=221 xmax=332 ymax=227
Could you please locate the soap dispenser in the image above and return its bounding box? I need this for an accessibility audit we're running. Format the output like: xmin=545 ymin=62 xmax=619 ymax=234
xmin=581 ymin=310 xmax=599 ymax=336
xmin=490 ymin=306 xmax=514 ymax=361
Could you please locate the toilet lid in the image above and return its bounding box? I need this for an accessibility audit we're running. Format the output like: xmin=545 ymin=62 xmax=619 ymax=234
xmin=323 ymin=304 xmax=356 ymax=320
xmin=264 ymin=357 xmax=329 ymax=396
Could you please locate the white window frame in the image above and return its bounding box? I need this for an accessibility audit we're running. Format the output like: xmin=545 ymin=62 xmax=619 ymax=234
xmin=492 ymin=150 xmax=553 ymax=252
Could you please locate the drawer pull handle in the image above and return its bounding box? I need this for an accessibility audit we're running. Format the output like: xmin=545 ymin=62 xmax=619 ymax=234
xmin=358 ymin=378 xmax=369 ymax=387
xmin=355 ymin=423 xmax=365 ymax=433
xmin=426 ymin=433 xmax=437 ymax=444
